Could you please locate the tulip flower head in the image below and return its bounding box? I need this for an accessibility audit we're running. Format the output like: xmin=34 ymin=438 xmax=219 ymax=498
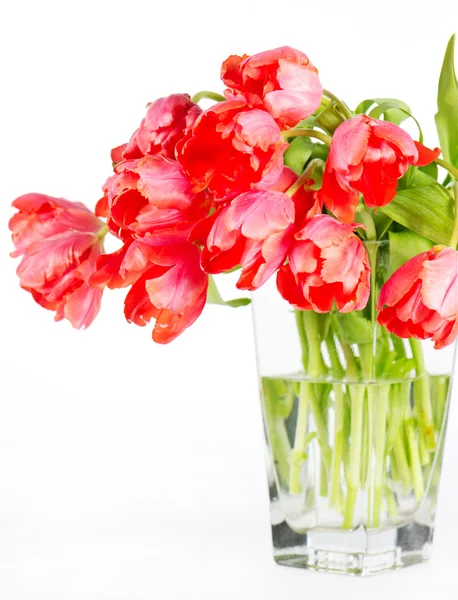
xmin=277 ymin=215 xmax=371 ymax=313
xmin=319 ymin=115 xmax=441 ymax=223
xmin=378 ymin=246 xmax=458 ymax=349
xmin=176 ymin=100 xmax=287 ymax=200
xmin=9 ymin=194 xmax=105 ymax=329
xmin=221 ymin=46 xmax=323 ymax=128
xmin=115 ymin=94 xmax=201 ymax=161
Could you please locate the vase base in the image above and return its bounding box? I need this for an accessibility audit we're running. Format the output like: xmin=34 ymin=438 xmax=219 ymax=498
xmin=271 ymin=520 xmax=432 ymax=576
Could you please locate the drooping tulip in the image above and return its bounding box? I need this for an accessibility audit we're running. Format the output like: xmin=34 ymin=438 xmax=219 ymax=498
xmin=192 ymin=168 xmax=322 ymax=290
xmin=277 ymin=214 xmax=370 ymax=312
xmin=9 ymin=193 xmax=105 ymax=328
xmin=377 ymin=246 xmax=458 ymax=349
xmin=123 ymin=243 xmax=208 ymax=343
xmin=97 ymin=155 xmax=209 ymax=243
xmin=221 ymin=46 xmax=323 ymax=128
xmin=194 ymin=190 xmax=295 ymax=290
xmin=318 ymin=115 xmax=441 ymax=223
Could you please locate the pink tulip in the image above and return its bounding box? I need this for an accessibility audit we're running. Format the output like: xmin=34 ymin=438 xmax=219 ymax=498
xmin=9 ymin=193 xmax=105 ymax=329
xmin=277 ymin=215 xmax=370 ymax=312
xmin=176 ymin=100 xmax=287 ymax=201
xmin=377 ymin=246 xmax=458 ymax=349
xmin=194 ymin=190 xmax=295 ymax=290
xmin=123 ymin=243 xmax=208 ymax=343
xmin=89 ymin=237 xmax=159 ymax=290
xmin=221 ymin=46 xmax=323 ymax=128
xmin=99 ymin=155 xmax=209 ymax=242
xmin=190 ymin=169 xmax=322 ymax=290
xmin=114 ymin=94 xmax=201 ymax=161
xmin=318 ymin=115 xmax=441 ymax=223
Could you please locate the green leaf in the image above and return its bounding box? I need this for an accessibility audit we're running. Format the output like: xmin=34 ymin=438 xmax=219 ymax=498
xmin=355 ymin=99 xmax=377 ymax=115
xmin=284 ymin=136 xmax=313 ymax=175
xmin=206 ymin=275 xmax=251 ymax=308
xmin=356 ymin=98 xmax=408 ymax=121
xmin=334 ymin=311 xmax=375 ymax=345
xmin=389 ymin=230 xmax=434 ymax=272
xmin=435 ymin=34 xmax=458 ymax=168
xmin=380 ymin=182 xmax=454 ymax=245
xmin=369 ymin=99 xmax=411 ymax=125
xmin=419 ymin=161 xmax=438 ymax=181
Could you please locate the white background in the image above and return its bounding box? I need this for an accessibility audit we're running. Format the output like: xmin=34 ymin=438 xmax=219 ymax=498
xmin=1 ymin=1 xmax=458 ymax=598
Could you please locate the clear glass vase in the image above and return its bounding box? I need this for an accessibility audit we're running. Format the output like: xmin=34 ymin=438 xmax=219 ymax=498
xmin=252 ymin=240 xmax=456 ymax=576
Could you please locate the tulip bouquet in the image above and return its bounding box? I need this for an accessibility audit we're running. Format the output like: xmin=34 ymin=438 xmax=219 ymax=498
xmin=8 ymin=36 xmax=458 ymax=573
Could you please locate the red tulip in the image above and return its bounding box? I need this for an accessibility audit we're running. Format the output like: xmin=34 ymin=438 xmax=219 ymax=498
xmin=9 ymin=193 xmax=105 ymax=329
xmin=190 ymin=168 xmax=322 ymax=290
xmin=194 ymin=190 xmax=295 ymax=290
xmin=318 ymin=115 xmax=441 ymax=223
xmin=114 ymin=94 xmax=201 ymax=162
xmin=221 ymin=46 xmax=322 ymax=128
xmin=377 ymin=246 xmax=458 ymax=349
xmin=123 ymin=243 xmax=208 ymax=343
xmin=89 ymin=237 xmax=160 ymax=290
xmin=99 ymin=154 xmax=209 ymax=243
xmin=176 ymin=100 xmax=287 ymax=201
xmin=277 ymin=215 xmax=370 ymax=312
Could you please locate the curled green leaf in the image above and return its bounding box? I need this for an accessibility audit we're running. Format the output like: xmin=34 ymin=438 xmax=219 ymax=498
xmin=435 ymin=34 xmax=458 ymax=169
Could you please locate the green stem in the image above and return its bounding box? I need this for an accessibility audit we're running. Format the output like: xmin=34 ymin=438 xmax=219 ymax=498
xmin=341 ymin=343 xmax=359 ymax=379
xmin=97 ymin=224 xmax=109 ymax=239
xmin=325 ymin=329 xmax=344 ymax=378
xmin=294 ymin=310 xmax=309 ymax=370
xmin=329 ymin=383 xmax=345 ymax=510
xmin=433 ymin=375 xmax=449 ymax=431
xmin=285 ymin=158 xmax=325 ymax=197
xmin=322 ymin=88 xmax=353 ymax=120
xmin=384 ymin=485 xmax=397 ymax=518
xmin=418 ymin=428 xmax=430 ymax=467
xmin=360 ymin=391 xmax=369 ymax=489
xmin=391 ymin=333 xmax=407 ymax=359
xmin=343 ymin=384 xmax=365 ymax=529
xmin=365 ymin=388 xmax=375 ymax=522
xmin=390 ymin=450 xmax=400 ymax=483
xmin=405 ymin=407 xmax=425 ymax=501
xmin=268 ymin=417 xmax=292 ymax=485
xmin=292 ymin=311 xmax=330 ymax=494
xmin=358 ymin=208 xmax=377 ymax=243
xmin=409 ymin=339 xmax=436 ymax=451
xmin=302 ymin=311 xmax=327 ymax=377
xmin=392 ymin=434 xmax=412 ymax=492
xmin=372 ymin=385 xmax=389 ymax=528
xmin=435 ymin=157 xmax=458 ymax=181
xmin=386 ymin=382 xmax=410 ymax=455
xmin=326 ymin=330 xmax=345 ymax=510
xmin=281 ymin=128 xmax=332 ymax=146
xmin=289 ymin=381 xmax=310 ymax=494
xmin=191 ymin=90 xmax=225 ymax=104
xmin=302 ymin=312 xmax=331 ymax=495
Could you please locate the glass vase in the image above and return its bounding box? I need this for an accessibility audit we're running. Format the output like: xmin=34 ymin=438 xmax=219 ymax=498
xmin=252 ymin=240 xmax=456 ymax=576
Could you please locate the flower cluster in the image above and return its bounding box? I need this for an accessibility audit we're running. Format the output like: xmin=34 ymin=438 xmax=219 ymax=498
xmin=9 ymin=45 xmax=458 ymax=349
